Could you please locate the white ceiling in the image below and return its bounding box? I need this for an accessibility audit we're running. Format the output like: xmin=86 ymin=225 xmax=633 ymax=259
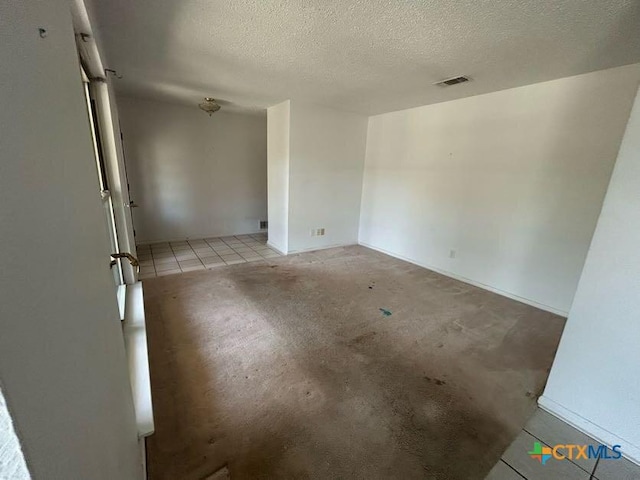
xmin=89 ymin=0 xmax=640 ymax=115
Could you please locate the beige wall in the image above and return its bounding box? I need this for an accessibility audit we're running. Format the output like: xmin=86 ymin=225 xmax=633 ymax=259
xmin=359 ymin=64 xmax=640 ymax=314
xmin=118 ymin=96 xmax=267 ymax=244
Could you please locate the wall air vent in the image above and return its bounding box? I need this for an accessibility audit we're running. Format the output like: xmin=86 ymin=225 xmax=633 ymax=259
xmin=435 ymin=75 xmax=471 ymax=87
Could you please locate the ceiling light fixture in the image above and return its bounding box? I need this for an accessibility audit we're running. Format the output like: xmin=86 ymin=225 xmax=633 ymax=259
xmin=199 ymin=97 xmax=221 ymax=116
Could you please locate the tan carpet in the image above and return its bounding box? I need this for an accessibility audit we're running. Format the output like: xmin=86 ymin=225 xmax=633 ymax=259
xmin=143 ymin=246 xmax=565 ymax=480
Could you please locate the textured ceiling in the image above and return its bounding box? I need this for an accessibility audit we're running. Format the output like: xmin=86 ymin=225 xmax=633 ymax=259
xmin=89 ymin=0 xmax=640 ymax=115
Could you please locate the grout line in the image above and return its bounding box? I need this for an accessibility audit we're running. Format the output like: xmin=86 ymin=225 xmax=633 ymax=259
xmin=141 ymin=234 xmax=270 ymax=276
xmin=500 ymin=459 xmax=528 ymax=479
xmin=168 ymin=242 xmax=183 ymax=273
xmin=590 ymin=457 xmax=600 ymax=480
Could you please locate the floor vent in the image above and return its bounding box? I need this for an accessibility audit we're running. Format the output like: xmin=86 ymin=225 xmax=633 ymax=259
xmin=260 ymin=220 xmax=268 ymax=229
xmin=435 ymin=75 xmax=470 ymax=87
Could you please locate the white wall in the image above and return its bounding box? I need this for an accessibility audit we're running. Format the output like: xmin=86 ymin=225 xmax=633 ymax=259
xmin=266 ymin=101 xmax=368 ymax=254
xmin=267 ymin=101 xmax=290 ymax=253
xmin=117 ymin=96 xmax=267 ymax=244
xmin=359 ymin=64 xmax=640 ymax=315
xmin=539 ymin=85 xmax=640 ymax=463
xmin=0 ymin=1 xmax=141 ymax=478
xmin=287 ymin=102 xmax=368 ymax=253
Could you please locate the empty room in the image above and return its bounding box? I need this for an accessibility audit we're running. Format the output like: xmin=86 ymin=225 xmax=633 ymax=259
xmin=2 ymin=1 xmax=640 ymax=480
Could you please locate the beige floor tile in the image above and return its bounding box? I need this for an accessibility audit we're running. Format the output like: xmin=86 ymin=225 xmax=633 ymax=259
xmin=525 ymin=409 xmax=597 ymax=473
xmin=202 ymin=258 xmax=225 ymax=267
xmin=485 ymin=460 xmax=523 ymax=480
xmin=194 ymin=247 xmax=215 ymax=254
xmin=224 ymin=259 xmax=246 ymax=265
xmin=205 ymin=263 xmax=226 ymax=269
xmin=502 ymin=430 xmax=590 ymax=480
xmin=155 ymin=256 xmax=178 ymax=265
xmin=179 ymin=259 xmax=203 ymax=268
xmin=156 ymin=269 xmax=181 ymax=277
xmin=142 ymin=235 xmax=282 ymax=277
xmin=188 ymin=240 xmax=207 ymax=246
xmin=181 ymin=265 xmax=205 ymax=272
xmin=154 ymin=251 xmax=176 ymax=259
xmin=175 ymin=253 xmax=198 ymax=261
xmin=595 ymin=456 xmax=640 ymax=480
xmin=198 ymin=250 xmax=220 ymax=259
xmin=155 ymin=262 xmax=180 ymax=272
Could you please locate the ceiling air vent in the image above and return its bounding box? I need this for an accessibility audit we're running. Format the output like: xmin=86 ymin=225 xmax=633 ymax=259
xmin=435 ymin=75 xmax=471 ymax=87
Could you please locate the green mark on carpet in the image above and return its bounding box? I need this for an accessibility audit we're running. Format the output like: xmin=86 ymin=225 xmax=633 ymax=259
xmin=379 ymin=308 xmax=392 ymax=317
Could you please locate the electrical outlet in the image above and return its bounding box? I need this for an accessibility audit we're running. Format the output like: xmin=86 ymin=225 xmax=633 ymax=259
xmin=449 ymin=249 xmax=456 ymax=259
xmin=310 ymin=228 xmax=326 ymax=237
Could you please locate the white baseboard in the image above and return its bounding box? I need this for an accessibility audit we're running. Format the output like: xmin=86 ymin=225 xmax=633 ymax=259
xmin=538 ymin=395 xmax=640 ymax=466
xmin=267 ymin=241 xmax=359 ymax=256
xmin=287 ymin=242 xmax=358 ymax=255
xmin=358 ymin=241 xmax=568 ymax=317
xmin=266 ymin=242 xmax=287 ymax=255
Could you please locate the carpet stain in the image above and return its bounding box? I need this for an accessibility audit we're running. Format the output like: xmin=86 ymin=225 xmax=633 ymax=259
xmin=424 ymin=376 xmax=447 ymax=386
xmin=142 ymin=245 xmax=565 ymax=480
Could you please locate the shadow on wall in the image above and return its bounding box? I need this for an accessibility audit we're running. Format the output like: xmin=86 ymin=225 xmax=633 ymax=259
xmin=142 ymin=247 xmax=565 ymax=479
xmin=118 ymin=100 xmax=268 ymax=244
xmin=360 ymin=62 xmax=639 ymax=314
xmin=92 ymin=1 xmax=285 ymax=107
xmin=94 ymin=2 xmax=269 ymax=245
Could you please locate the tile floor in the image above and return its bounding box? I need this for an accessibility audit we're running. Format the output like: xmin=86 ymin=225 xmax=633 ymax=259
xmin=137 ymin=233 xmax=282 ymax=279
xmin=486 ymin=408 xmax=640 ymax=479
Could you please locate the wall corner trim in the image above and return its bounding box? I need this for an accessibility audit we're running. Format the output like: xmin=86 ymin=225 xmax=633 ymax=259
xmin=266 ymin=242 xmax=288 ymax=255
xmin=538 ymin=395 xmax=640 ymax=466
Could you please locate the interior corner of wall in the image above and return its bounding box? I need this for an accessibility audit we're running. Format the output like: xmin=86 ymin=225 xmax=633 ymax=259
xmin=538 ymin=395 xmax=640 ymax=465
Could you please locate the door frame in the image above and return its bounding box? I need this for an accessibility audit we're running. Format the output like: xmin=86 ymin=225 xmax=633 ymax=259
xmin=90 ymin=78 xmax=138 ymax=284
xmin=73 ymin=2 xmax=137 ymax=285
